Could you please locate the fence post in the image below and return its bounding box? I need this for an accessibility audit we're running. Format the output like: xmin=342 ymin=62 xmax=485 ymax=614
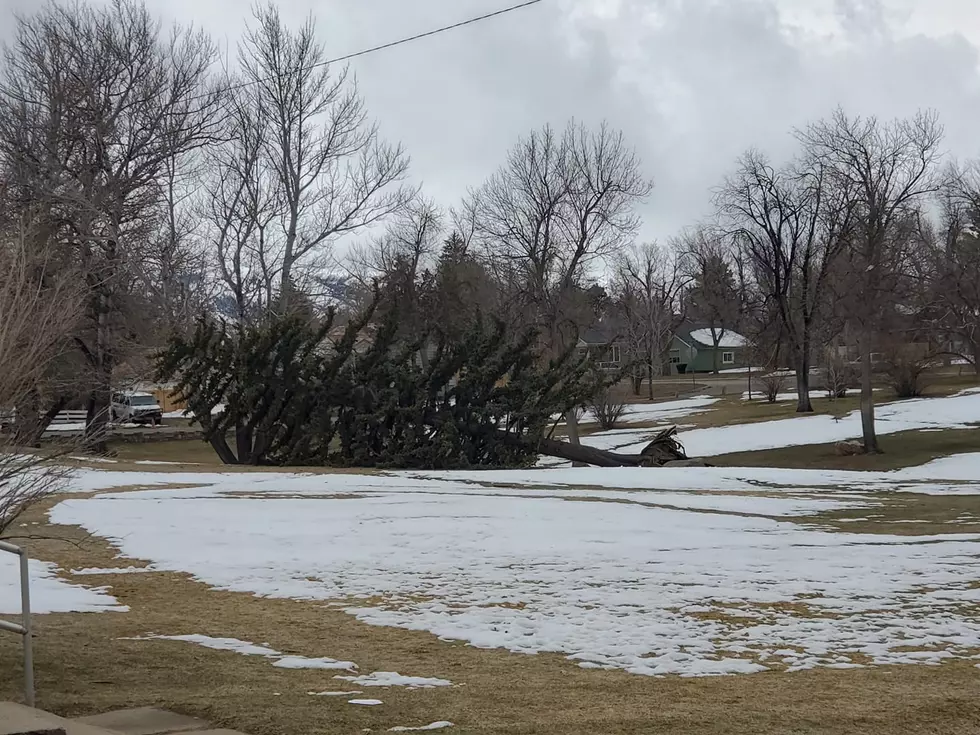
xmin=1 ymin=541 xmax=34 ymax=708
xmin=20 ymin=548 xmax=34 ymax=707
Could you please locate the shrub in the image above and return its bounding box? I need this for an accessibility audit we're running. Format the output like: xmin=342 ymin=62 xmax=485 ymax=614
xmin=882 ymin=345 xmax=933 ymax=399
xmin=825 ymin=356 xmax=857 ymax=400
xmin=760 ymin=373 xmax=787 ymax=404
xmin=588 ymin=385 xmax=627 ymax=431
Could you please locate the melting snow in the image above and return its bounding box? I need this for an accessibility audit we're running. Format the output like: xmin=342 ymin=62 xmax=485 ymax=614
xmin=309 ymin=690 xmax=363 ymax=696
xmin=349 ymin=699 xmax=383 ymax=706
xmin=70 ymin=566 xmax=156 ymax=575
xmin=389 ymin=723 xmax=454 ymax=732
xmin=123 ymin=634 xmax=357 ymax=671
xmin=0 ymin=556 xmax=125 ymax=614
xmin=335 ymin=672 xmax=453 ymax=688
xmin=49 ymin=461 xmax=980 ymax=678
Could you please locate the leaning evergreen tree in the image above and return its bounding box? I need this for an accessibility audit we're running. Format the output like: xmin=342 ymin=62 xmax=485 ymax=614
xmin=157 ymin=297 xmax=686 ymax=468
xmin=156 ymin=302 xmax=374 ymax=465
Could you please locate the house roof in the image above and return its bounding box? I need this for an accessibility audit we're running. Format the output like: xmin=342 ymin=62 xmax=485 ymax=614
xmin=578 ymin=323 xmax=620 ymax=346
xmin=677 ymin=322 xmax=747 ymax=349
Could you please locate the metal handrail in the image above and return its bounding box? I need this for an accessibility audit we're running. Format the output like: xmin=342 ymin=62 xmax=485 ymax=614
xmin=0 ymin=539 xmax=34 ymax=707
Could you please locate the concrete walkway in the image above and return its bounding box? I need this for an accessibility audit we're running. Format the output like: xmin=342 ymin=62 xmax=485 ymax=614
xmin=0 ymin=704 xmax=250 ymax=735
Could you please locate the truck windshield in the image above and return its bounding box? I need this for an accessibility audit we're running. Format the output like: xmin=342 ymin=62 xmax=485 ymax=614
xmin=130 ymin=396 xmax=157 ymax=406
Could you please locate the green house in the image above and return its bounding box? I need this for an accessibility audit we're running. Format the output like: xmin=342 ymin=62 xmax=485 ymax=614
xmin=669 ymin=323 xmax=748 ymax=374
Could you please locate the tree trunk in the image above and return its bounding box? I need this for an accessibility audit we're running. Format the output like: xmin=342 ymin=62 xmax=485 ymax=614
xmin=859 ymin=328 xmax=880 ymax=453
xmin=565 ymin=410 xmax=586 ymax=467
xmin=84 ymin=286 xmax=113 ymax=454
xmin=515 ymin=426 xmax=687 ymax=467
xmin=795 ymin=340 xmax=813 ymax=413
xmin=13 ymin=387 xmax=41 ymax=448
xmin=16 ymin=394 xmax=68 ymax=448
xmin=209 ymin=434 xmax=240 ymax=465
xmin=647 ymin=362 xmax=654 ymax=400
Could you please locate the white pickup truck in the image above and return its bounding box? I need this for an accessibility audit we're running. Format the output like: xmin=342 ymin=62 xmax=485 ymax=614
xmin=110 ymin=392 xmax=163 ymax=425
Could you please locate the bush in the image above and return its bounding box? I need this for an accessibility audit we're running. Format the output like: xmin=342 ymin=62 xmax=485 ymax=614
xmin=588 ymin=384 xmax=627 ymax=431
xmin=883 ymin=346 xmax=933 ymax=399
xmin=760 ymin=373 xmax=786 ymax=404
xmin=825 ymin=356 xmax=857 ymax=400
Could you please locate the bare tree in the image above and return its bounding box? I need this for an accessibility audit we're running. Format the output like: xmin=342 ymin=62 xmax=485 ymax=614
xmin=718 ymin=149 xmax=853 ymax=412
xmin=798 ymin=110 xmax=943 ymax=453
xmin=0 ymin=227 xmax=83 ymax=535
xmin=0 ymin=0 xmax=224 ymax=449
xmin=239 ymin=3 xmax=413 ymax=314
xmin=612 ymin=242 xmax=687 ymax=397
xmin=928 ymin=162 xmax=980 ymax=372
xmin=466 ymin=121 xmax=652 ymax=446
xmin=204 ymin=85 xmax=281 ymax=320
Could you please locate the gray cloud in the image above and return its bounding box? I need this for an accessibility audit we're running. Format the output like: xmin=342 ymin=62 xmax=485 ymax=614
xmin=2 ymin=0 xmax=980 ymax=241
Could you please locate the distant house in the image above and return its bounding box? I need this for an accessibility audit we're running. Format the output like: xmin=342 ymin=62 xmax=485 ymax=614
xmin=669 ymin=323 xmax=748 ymax=374
xmin=576 ymin=324 xmax=624 ymax=372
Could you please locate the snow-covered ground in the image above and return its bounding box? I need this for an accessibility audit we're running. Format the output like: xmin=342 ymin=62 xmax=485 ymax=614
xmin=41 ymin=458 xmax=980 ymax=678
xmin=741 ymin=389 xmax=868 ymax=402
xmin=571 ymin=389 xmax=980 ymax=457
xmin=677 ymin=389 xmax=980 ymax=457
xmin=583 ymin=396 xmax=718 ymax=425
xmin=0 ymin=556 xmax=126 ymax=615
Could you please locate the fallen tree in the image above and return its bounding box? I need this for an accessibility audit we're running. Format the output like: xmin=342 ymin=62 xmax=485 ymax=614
xmin=158 ymin=305 xmax=689 ymax=469
xmin=514 ymin=426 xmax=687 ymax=468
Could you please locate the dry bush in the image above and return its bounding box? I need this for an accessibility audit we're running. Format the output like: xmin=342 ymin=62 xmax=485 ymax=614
xmin=588 ymin=383 xmax=628 ymax=431
xmin=882 ymin=344 xmax=934 ymax=399
xmin=825 ymin=355 xmax=857 ymax=400
xmin=0 ymin=450 xmax=70 ymax=537
xmin=760 ymin=373 xmax=787 ymax=403
xmin=0 ymin=229 xmax=84 ymax=535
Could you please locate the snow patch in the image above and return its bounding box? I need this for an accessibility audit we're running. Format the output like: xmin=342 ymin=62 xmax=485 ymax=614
xmin=274 ymin=656 xmax=358 ymax=671
xmin=335 ymin=672 xmax=453 ymax=688
xmin=123 ymin=633 xmax=356 ymax=671
xmin=389 ymin=723 xmax=454 ymax=732
xmin=70 ymin=566 xmax=155 ymax=575
xmin=309 ymin=690 xmax=363 ymax=696
xmin=0 ymin=557 xmax=125 ymax=614
xmin=348 ymin=699 xmax=383 ymax=706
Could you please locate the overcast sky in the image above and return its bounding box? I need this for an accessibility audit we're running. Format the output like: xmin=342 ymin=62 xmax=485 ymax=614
xmin=3 ymin=0 xmax=980 ymax=240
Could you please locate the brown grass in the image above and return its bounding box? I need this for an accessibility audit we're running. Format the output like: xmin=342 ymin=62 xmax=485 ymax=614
xmin=2 ymin=492 xmax=980 ymax=734
xmin=804 ymin=492 xmax=980 ymax=537
xmin=713 ymin=428 xmax=980 ymax=472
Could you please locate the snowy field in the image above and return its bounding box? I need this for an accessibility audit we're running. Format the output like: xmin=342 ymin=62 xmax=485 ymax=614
xmin=571 ymin=388 xmax=980 ymax=457
xmin=23 ymin=456 xmax=980 ymax=678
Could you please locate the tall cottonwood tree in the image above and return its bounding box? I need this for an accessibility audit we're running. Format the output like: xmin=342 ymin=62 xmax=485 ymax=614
xmin=465 ymin=121 xmax=652 ymax=445
xmin=718 ymin=150 xmax=853 ymax=412
xmin=799 ymin=110 xmax=943 ymax=452
xmin=0 ymin=0 xmax=223 ymax=447
xmin=237 ymin=3 xmax=413 ymax=315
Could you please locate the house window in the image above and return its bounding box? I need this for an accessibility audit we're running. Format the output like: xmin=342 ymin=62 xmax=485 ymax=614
xmin=669 ymin=350 xmax=681 ymax=365
xmin=722 ymin=351 xmax=735 ymax=365
xmin=610 ymin=345 xmax=621 ymax=364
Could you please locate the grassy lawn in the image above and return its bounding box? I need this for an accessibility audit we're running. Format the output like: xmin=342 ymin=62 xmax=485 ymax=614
xmin=713 ymin=428 xmax=980 ymax=472
xmin=806 ymin=492 xmax=980 ymax=536
xmin=3 ymin=490 xmax=980 ymax=735
xmin=107 ymin=438 xmax=224 ymax=467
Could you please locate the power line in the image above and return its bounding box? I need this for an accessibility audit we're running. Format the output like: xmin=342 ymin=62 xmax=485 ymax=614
xmin=221 ymin=0 xmax=545 ymax=99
